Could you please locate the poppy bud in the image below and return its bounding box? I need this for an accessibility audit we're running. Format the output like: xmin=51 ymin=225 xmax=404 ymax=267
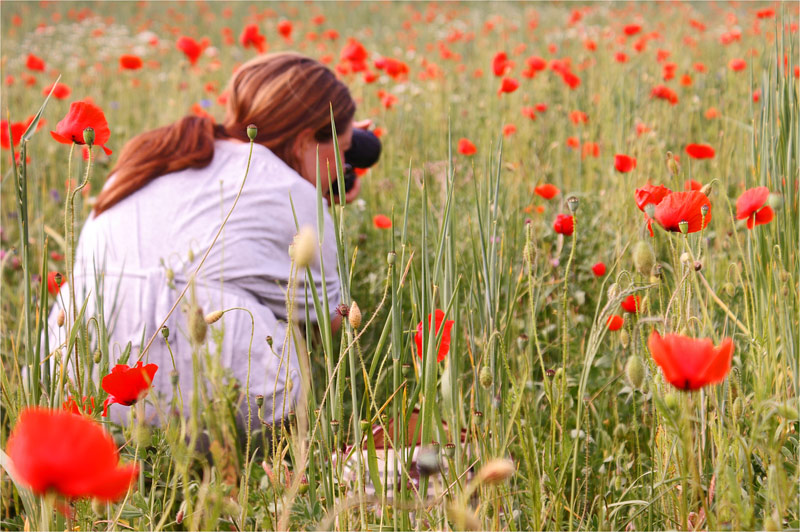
xmin=205 ymin=310 xmax=224 ymax=324
xmin=166 ymin=268 xmax=174 ymax=283
xmin=57 ymin=309 xmax=65 ymax=327
xmin=473 ymin=410 xmax=484 ymax=426
xmin=625 ymin=355 xmax=645 ymax=390
xmin=387 ymin=251 xmax=396 ymax=265
xmin=402 ymin=363 xmax=412 ymax=378
xmin=678 ymin=220 xmax=689 ymax=234
xmin=477 ymin=458 xmax=515 ymax=485
xmin=93 ymin=349 xmax=102 ymax=364
xmin=479 ymin=366 xmax=493 ymax=389
xmin=700 ymin=183 xmax=713 ymax=196
xmin=298 ymin=481 xmax=309 ymax=495
xmin=666 ymin=151 xmax=680 ymax=176
xmin=632 ymin=241 xmax=655 ymax=276
xmin=286 ymin=376 xmax=294 ymax=393
xmin=348 ymin=301 xmax=362 ymax=329
xmin=416 ymin=446 xmax=441 ymax=477
xmin=732 ymin=396 xmax=743 ymax=418
xmin=247 ymin=124 xmax=258 ymax=141
xmin=567 ymin=195 xmax=579 ymax=213
xmin=360 ymin=419 xmax=370 ymax=432
xmin=700 ymin=204 xmax=709 ymax=218
xmin=722 ymin=281 xmax=735 ymax=298
xmin=694 ymin=261 xmax=702 ymax=271
xmin=290 ymin=226 xmax=316 ymax=268
xmin=161 ymin=326 xmax=170 ymax=339
xmin=620 ymin=329 xmax=630 ymax=348
xmin=777 ymin=402 xmax=799 ymax=420
xmin=83 ymin=127 xmax=95 ymax=146
xmin=189 ymin=306 xmax=207 ymax=344
xmin=187 ymin=248 xmax=195 ymax=262
xmin=176 ymin=501 xmax=186 ymax=524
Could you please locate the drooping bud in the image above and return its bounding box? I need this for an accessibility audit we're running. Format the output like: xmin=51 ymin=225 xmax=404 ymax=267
xmin=93 ymin=349 xmax=102 ymax=364
xmin=247 ymin=124 xmax=258 ymax=141
xmin=187 ymin=248 xmax=195 ymax=262
xmin=625 ymin=355 xmax=645 ymax=390
xmin=170 ymin=370 xmax=179 ymax=387
xmin=479 ymin=366 xmax=493 ymax=389
xmin=83 ymin=127 xmax=95 ymax=146
xmin=205 ymin=310 xmax=224 ymax=324
xmin=607 ymin=282 xmax=619 ymax=300
xmin=348 ymin=301 xmax=362 ymax=329
xmin=189 ymin=306 xmax=207 ymax=344
xmin=723 ymin=282 xmax=735 ymax=298
xmin=567 ymin=195 xmax=579 ymax=214
xmin=700 ymin=183 xmax=713 ymax=197
xmin=632 ymin=241 xmax=656 ymax=276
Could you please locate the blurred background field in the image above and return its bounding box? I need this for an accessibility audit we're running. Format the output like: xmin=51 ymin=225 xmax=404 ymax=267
xmin=1 ymin=1 xmax=798 ymax=531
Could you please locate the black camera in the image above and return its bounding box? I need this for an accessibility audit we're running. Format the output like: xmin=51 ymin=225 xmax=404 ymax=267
xmin=336 ymin=128 xmax=382 ymax=195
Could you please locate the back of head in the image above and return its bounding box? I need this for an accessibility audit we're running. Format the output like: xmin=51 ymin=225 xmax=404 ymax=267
xmin=93 ymin=52 xmax=355 ymax=216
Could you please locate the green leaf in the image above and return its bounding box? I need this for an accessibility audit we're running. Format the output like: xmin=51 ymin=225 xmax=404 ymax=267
xmin=21 ymin=74 xmax=61 ymax=142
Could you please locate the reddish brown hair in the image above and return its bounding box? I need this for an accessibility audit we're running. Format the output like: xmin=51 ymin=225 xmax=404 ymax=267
xmin=93 ymin=52 xmax=356 ymax=215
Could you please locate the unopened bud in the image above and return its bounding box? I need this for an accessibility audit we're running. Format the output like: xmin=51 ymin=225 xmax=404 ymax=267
xmin=83 ymin=127 xmax=95 ymax=146
xmin=187 ymin=248 xmax=195 ymax=262
xmin=479 ymin=366 xmax=493 ymax=389
xmin=567 ymin=195 xmax=579 ymax=213
xmin=189 ymin=306 xmax=207 ymax=344
xmin=632 ymin=241 xmax=655 ymax=276
xmin=247 ymin=124 xmax=258 ymax=141
xmin=93 ymin=349 xmax=102 ymax=364
xmin=477 ymin=458 xmax=515 ymax=485
xmin=619 ymin=329 xmax=630 ymax=348
xmin=348 ymin=301 xmax=362 ymax=329
xmin=625 ymin=356 xmax=646 ymax=390
xmin=723 ymin=282 xmax=735 ymax=298
xmin=666 ymin=152 xmax=680 ymax=176
xmin=290 ymin=226 xmax=316 ymax=268
xmin=205 ymin=310 xmax=224 ymax=324
xmin=57 ymin=309 xmax=65 ymax=327
xmin=700 ymin=183 xmax=713 ymax=197
xmin=165 ymin=268 xmax=174 ymax=283
xmin=360 ymin=419 xmax=370 ymax=432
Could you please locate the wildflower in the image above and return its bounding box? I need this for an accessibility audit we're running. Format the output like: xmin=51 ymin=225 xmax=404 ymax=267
xmin=684 ymin=179 xmax=703 ymax=191
xmin=648 ymin=330 xmax=733 ymax=390
xmin=414 ymin=309 xmax=455 ymax=363
xmin=50 ymin=100 xmax=112 ymax=155
xmin=101 ymin=361 xmax=159 ymax=417
xmin=621 ymin=295 xmax=641 ymax=313
xmin=26 ymin=54 xmax=45 ymax=72
xmin=729 ymin=58 xmax=746 ymax=72
xmin=534 ymin=183 xmax=559 ymax=200
xmin=457 ymin=138 xmax=476 ymax=156
xmin=277 ymin=20 xmax=293 ymax=40
xmin=553 ymin=214 xmax=574 ymax=236
xmin=43 ymin=82 xmax=71 ymax=100
xmin=736 ymin=186 xmax=774 ymax=229
xmin=623 ymin=24 xmax=642 ymax=36
xmin=635 ymin=183 xmax=672 ymax=212
xmin=653 ymin=191 xmax=712 ymax=233
xmin=47 ymin=271 xmax=65 ymax=296
xmin=373 ymin=214 xmax=392 ymax=229
xmin=62 ymin=396 xmax=95 ymax=415
xmin=651 ymin=84 xmax=678 ymax=105
xmin=492 ymin=51 xmax=510 ymax=76
xmin=685 ymin=143 xmax=715 ymax=159
xmin=119 ymin=54 xmax=143 ymax=70
xmin=498 ymin=77 xmax=519 ymax=94
xmin=7 ymin=407 xmax=139 ymax=501
xmin=502 ymin=123 xmax=516 ymax=137
xmin=591 ymin=262 xmax=606 ymax=276
xmin=176 ymin=36 xmax=204 ymax=65
xmin=614 ymin=154 xmax=637 ymax=173
xmin=607 ymin=315 xmax=624 ymax=331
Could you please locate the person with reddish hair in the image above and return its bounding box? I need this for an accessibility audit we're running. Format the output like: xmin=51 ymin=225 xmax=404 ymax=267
xmin=47 ymin=53 xmax=371 ymax=427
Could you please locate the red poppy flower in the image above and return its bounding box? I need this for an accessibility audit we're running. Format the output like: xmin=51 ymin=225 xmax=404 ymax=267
xmin=606 ymin=315 xmax=624 ymax=331
xmin=729 ymin=58 xmax=746 ymax=72
xmin=570 ymin=110 xmax=588 ymax=124
xmin=26 ymin=54 xmax=45 ymax=72
xmin=341 ymin=38 xmax=368 ymax=71
xmin=492 ymin=51 xmax=510 ymax=76
xmin=535 ymin=183 xmax=559 ymax=199
xmin=615 ymin=52 xmax=628 ymax=63
xmin=621 ymin=295 xmax=641 ymax=313
xmin=756 ymin=8 xmax=775 ymax=19
xmin=648 ymin=330 xmax=733 ymax=390
xmin=684 ymin=179 xmax=703 ymax=191
xmin=62 ymin=396 xmax=95 ymax=416
xmin=553 ymin=213 xmax=574 ymax=236
xmin=623 ymin=24 xmax=642 ymax=36
xmin=414 ymin=309 xmax=455 ymax=363
xmin=582 ymin=142 xmax=599 ymax=159
xmin=177 ymin=36 xmax=204 ymax=65
xmin=526 ymin=56 xmax=547 ymax=72
xmin=502 ymin=124 xmax=516 ymax=137
xmin=240 ymin=24 xmax=267 ymax=53
xmin=685 ymin=144 xmax=715 ymax=159
xmin=119 ymin=54 xmax=143 ymax=70
xmin=560 ymin=70 xmax=581 ymax=89
xmin=6 ymin=407 xmax=139 ymax=501
xmin=43 ymin=82 xmax=71 ymax=100
xmin=47 ymin=271 xmax=65 ymax=296
xmin=653 ymin=190 xmax=712 ymax=233
xmin=535 ymin=103 xmax=548 ymax=113
xmin=591 ymin=262 xmax=606 ymax=276
xmin=566 ymin=137 xmax=580 ymax=149
xmin=51 ymin=101 xmax=112 ymax=155
xmin=736 ymin=186 xmax=774 ymax=229
xmin=1 ymin=119 xmax=29 ymax=150
xmin=373 ymin=214 xmax=392 ymax=229
xmin=101 ymin=361 xmax=158 ymax=417
xmin=458 ymin=138 xmax=476 ymax=156
xmin=277 ymin=20 xmax=293 ymax=40
xmin=651 ymin=84 xmax=678 ymax=105
xmin=634 ymin=183 xmax=672 ymax=211
xmin=498 ymin=77 xmax=519 ymax=94
xmin=614 ymin=154 xmax=637 ymax=173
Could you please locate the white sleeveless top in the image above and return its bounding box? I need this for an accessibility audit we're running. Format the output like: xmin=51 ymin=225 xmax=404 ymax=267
xmin=47 ymin=139 xmax=340 ymax=425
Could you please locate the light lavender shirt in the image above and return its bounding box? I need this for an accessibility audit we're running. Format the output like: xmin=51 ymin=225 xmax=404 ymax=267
xmin=47 ymin=139 xmax=340 ymax=424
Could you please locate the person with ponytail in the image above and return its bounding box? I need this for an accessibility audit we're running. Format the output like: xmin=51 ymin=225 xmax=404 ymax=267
xmin=48 ymin=52 xmax=362 ymax=427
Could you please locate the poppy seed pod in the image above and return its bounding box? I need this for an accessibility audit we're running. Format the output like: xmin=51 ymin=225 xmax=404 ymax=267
xmin=567 ymin=195 xmax=579 ymax=213
xmin=632 ymin=241 xmax=656 ymax=276
xmin=161 ymin=326 xmax=170 ymax=339
xmin=189 ymin=306 xmax=207 ymax=344
xmin=205 ymin=310 xmax=224 ymax=324
xmin=348 ymin=301 xmax=362 ymax=329
xmin=247 ymin=124 xmax=258 ymax=141
xmin=416 ymin=447 xmax=441 ymax=478
xmin=387 ymin=251 xmax=396 ymax=265
xmin=444 ymin=442 xmax=456 ymax=458
xmin=170 ymin=371 xmax=179 ymax=386
xmin=678 ymin=220 xmax=689 ymax=234
xmin=255 ymin=395 xmax=264 ymax=408
xmin=625 ymin=355 xmax=646 ymax=390
xmin=82 ymin=127 xmax=95 ymax=147
xmin=644 ymin=203 xmax=656 ymax=219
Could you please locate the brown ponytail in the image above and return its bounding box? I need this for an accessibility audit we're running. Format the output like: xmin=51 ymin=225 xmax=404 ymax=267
xmin=93 ymin=52 xmax=356 ymax=216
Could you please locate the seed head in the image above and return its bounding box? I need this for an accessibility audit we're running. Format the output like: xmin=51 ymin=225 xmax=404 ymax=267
xmin=567 ymin=195 xmax=579 ymax=214
xmin=387 ymin=251 xmax=396 ymax=265
xmin=678 ymin=220 xmax=689 ymax=234
xmin=246 ymin=124 xmax=258 ymax=141
xmin=83 ymin=127 xmax=95 ymax=146
xmin=161 ymin=326 xmax=170 ymax=339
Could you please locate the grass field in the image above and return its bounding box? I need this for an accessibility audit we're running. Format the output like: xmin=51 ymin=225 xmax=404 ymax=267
xmin=1 ymin=2 xmax=798 ymax=530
